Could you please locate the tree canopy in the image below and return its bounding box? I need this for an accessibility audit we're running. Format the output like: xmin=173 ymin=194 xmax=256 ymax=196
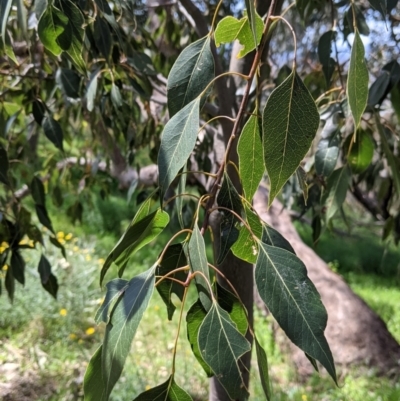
xmin=1 ymin=0 xmax=400 ymax=399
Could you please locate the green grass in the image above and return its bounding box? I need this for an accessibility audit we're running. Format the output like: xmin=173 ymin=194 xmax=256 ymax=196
xmin=1 ymin=195 xmax=400 ymax=400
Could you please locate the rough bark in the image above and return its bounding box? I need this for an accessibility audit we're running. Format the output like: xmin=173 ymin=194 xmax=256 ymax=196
xmin=254 ymin=186 xmax=400 ymax=377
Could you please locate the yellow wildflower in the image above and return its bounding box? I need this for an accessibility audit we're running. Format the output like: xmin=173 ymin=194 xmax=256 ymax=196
xmin=154 ymin=305 xmax=160 ymax=311
xmin=73 ymin=246 xmax=80 ymax=252
xmin=0 ymin=242 xmax=9 ymax=253
xmin=85 ymin=255 xmax=92 ymax=262
xmin=145 ymin=385 xmax=151 ymax=391
xmin=65 ymin=233 xmax=73 ymax=241
xmin=78 ymin=339 xmax=83 ymax=344
xmin=57 ymin=231 xmax=65 ymax=239
xmin=302 ymin=395 xmax=308 ymax=401
xmin=19 ymin=238 xmax=29 ymax=245
xmin=86 ymin=327 xmax=95 ymax=335
xmin=98 ymin=258 xmax=105 ymax=265
xmin=28 ymin=240 xmax=35 ymax=247
xmin=69 ymin=333 xmax=77 ymax=340
xmin=58 ymin=238 xmax=66 ymax=245
xmin=2 ymin=264 xmax=8 ymax=271
xmin=59 ymin=308 xmax=68 ymax=316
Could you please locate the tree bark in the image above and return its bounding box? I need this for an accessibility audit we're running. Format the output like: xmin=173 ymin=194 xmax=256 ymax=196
xmin=254 ymin=186 xmax=400 ymax=377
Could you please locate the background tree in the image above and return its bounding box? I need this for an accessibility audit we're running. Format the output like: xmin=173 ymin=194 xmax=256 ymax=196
xmin=1 ymin=0 xmax=400 ymax=400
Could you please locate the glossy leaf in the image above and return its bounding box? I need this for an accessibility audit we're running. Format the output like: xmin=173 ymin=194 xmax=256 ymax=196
xmin=217 ymin=173 xmax=242 ymax=264
xmin=11 ymin=251 xmax=25 ymax=285
xmin=158 ymin=98 xmax=200 ymax=201
xmin=0 ymin=145 xmax=9 ymax=185
xmin=214 ymin=11 xmax=264 ymax=57
xmin=231 ymin=206 xmax=262 ymax=264
xmin=102 ymin=268 xmax=155 ymax=400
xmin=321 ymin=167 xmax=350 ymax=222
xmin=318 ymin=31 xmax=336 ymax=86
xmin=347 ymin=30 xmax=368 ymax=129
xmin=133 ymin=375 xmax=193 ymax=400
xmin=346 ymin=130 xmax=374 ymax=174
xmin=32 ymin=99 xmax=46 ymax=125
xmin=263 ymin=70 xmax=319 ymax=205
xmin=100 ymin=209 xmax=169 ymax=285
xmin=37 ymin=5 xmax=68 ymax=56
xmin=95 ymin=278 xmax=128 ymax=324
xmin=167 ymin=37 xmax=214 ymax=117
xmin=198 ymin=302 xmax=251 ymax=400
xmin=186 ymin=299 xmax=214 ymax=377
xmin=0 ymin=0 xmax=12 ymax=48
xmin=255 ymin=336 xmax=272 ymax=401
xmin=156 ymin=244 xmax=187 ymax=320
xmin=86 ymin=70 xmax=99 ymax=112
xmin=187 ymin=224 xmax=212 ymax=311
xmin=38 ymin=254 xmax=58 ymax=298
xmin=238 ymin=113 xmax=264 ymax=202
xmin=42 ymin=116 xmax=64 ymax=151
xmin=255 ymin=239 xmax=336 ymax=383
xmin=59 ymin=68 xmax=81 ymax=98
xmin=84 ymin=345 xmax=106 ymax=401
xmin=315 ymin=130 xmax=340 ymax=177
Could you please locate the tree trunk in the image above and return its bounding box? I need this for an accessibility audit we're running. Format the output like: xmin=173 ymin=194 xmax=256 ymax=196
xmin=254 ymin=186 xmax=400 ymax=376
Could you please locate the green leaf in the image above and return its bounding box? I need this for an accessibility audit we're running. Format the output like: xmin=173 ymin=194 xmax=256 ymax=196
xmin=84 ymin=345 xmax=106 ymax=401
xmin=52 ymin=185 xmax=63 ymax=207
xmin=262 ymin=223 xmax=295 ymax=253
xmin=156 ymin=244 xmax=187 ymax=320
xmin=346 ymin=130 xmax=374 ymax=174
xmin=321 ymin=166 xmax=350 ymax=222
xmin=318 ymin=31 xmax=336 ymax=86
xmin=375 ymin=113 xmax=400 ymax=198
xmin=176 ymin=165 xmax=187 ymax=229
xmin=5 ymin=264 xmax=14 ymax=301
xmin=95 ymin=278 xmax=128 ymax=324
xmin=32 ymin=99 xmax=46 ymax=125
xmin=262 ymin=70 xmax=319 ymax=206
xmin=38 ymin=254 xmax=58 ymax=298
xmin=38 ymin=5 xmax=68 ymax=56
xmin=198 ymin=303 xmax=251 ymax=400
xmin=347 ymin=30 xmax=369 ymax=129
xmin=167 ymin=36 xmax=214 ymax=117
xmin=216 ymin=283 xmax=248 ymax=335
xmin=214 ymin=12 xmax=264 ymax=58
xmin=94 ymin=17 xmax=112 ymax=60
xmin=36 ymin=204 xmax=55 ymax=233
xmin=0 ymin=145 xmax=9 ymax=185
xmin=368 ymin=72 xmax=391 ymax=107
xmin=110 ymin=84 xmax=122 ymax=108
xmin=315 ymin=130 xmax=340 ymax=177
xmin=102 ymin=268 xmax=154 ymax=400
xmin=100 ymin=209 xmax=169 ymax=285
xmin=0 ymin=0 xmax=12 ymax=48
xmin=238 ymin=114 xmax=264 ymax=202
xmin=296 ymin=166 xmax=308 ymax=203
xmin=49 ymin=235 xmax=66 ymax=258
xmin=58 ymin=68 xmax=81 ymax=98
xmin=86 ymin=70 xmax=99 ymax=112
xmin=187 ymin=224 xmax=212 ymax=311
xmin=11 ymin=251 xmax=25 ymax=286
xmin=255 ymin=336 xmax=272 ymax=401
xmin=133 ymin=375 xmax=193 ymax=400
xmin=158 ymin=98 xmax=200 ymax=202
xmin=31 ymin=176 xmax=46 ymax=206
xmin=367 ymin=0 xmax=386 ymax=18
xmin=245 ymin=0 xmax=258 ymax=50
xmin=217 ymin=173 xmax=242 ymax=264
xmin=186 ymin=299 xmax=214 ymax=377
xmin=231 ymin=206 xmax=262 ymax=264
xmin=42 ymin=116 xmax=64 ymax=151
xmin=255 ymin=238 xmax=336 ymax=383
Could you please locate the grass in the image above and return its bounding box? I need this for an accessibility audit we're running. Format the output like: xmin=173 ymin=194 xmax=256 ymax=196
xmin=1 ymin=195 xmax=400 ymax=400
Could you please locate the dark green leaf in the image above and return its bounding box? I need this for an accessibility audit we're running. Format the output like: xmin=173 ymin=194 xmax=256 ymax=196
xmin=347 ymin=30 xmax=368 ymax=129
xmin=306 ymin=353 xmax=319 ymax=372
xmin=262 ymin=223 xmax=295 ymax=254
xmin=127 ymin=52 xmax=157 ymax=76
xmin=133 ymin=375 xmax=193 ymax=401
xmin=36 ymin=204 xmax=54 ymax=233
xmin=187 ymin=224 xmax=212 ymax=311
xmin=0 ymin=145 xmax=9 ymax=185
xmin=37 ymin=5 xmax=68 ymax=56
xmin=100 ymin=209 xmax=169 ymax=285
xmin=42 ymin=116 xmax=64 ymax=151
xmin=52 ymin=185 xmax=63 ymax=207
xmin=5 ymin=265 xmax=14 ymax=301
xmin=186 ymin=299 xmax=214 ymax=377
xmin=158 ymin=98 xmax=200 ymax=201
xmin=238 ymin=114 xmax=264 ymax=202
xmin=346 ymin=130 xmax=374 ymax=174
xmin=49 ymin=236 xmax=66 ymax=258
xmin=67 ymin=201 xmax=83 ymax=224
xmin=110 ymin=84 xmax=122 ymax=108
xmin=255 ymin=336 xmax=272 ymax=401
xmin=102 ymin=268 xmax=154 ymax=400
xmin=176 ymin=165 xmax=187 ymax=229
xmin=31 ymin=176 xmax=46 ymax=206
xmin=0 ymin=0 xmax=12 ymax=47
xmin=367 ymin=0 xmax=386 ymax=18
xmin=391 ymin=83 xmax=400 ymax=123
xmin=198 ymin=303 xmax=251 ymax=400
xmin=315 ymin=130 xmax=340 ymax=177
xmin=84 ymin=345 xmax=106 ymax=401
xmin=38 ymin=254 xmax=58 ymax=298
xmin=368 ymin=72 xmax=391 ymax=107
xmin=255 ymin=239 xmax=336 ymax=383
xmin=387 ymin=0 xmax=399 ymax=12
xmin=11 ymin=251 xmax=25 ymax=285
xmin=94 ymin=17 xmax=112 ymax=60
xmin=32 ymin=99 xmax=46 ymax=125
xmin=58 ymin=68 xmax=81 ymax=98
xmin=263 ymin=70 xmax=319 ymax=205
xmin=296 ymin=166 xmax=308 ymax=203
xmin=344 ymin=7 xmax=370 ymax=37
xmin=318 ymin=31 xmax=336 ymax=86
xmin=95 ymin=278 xmax=128 ymax=324
xmin=156 ymin=244 xmax=187 ymax=320
xmin=321 ymin=166 xmax=350 ymax=222
xmin=245 ymin=0 xmax=258 ymax=49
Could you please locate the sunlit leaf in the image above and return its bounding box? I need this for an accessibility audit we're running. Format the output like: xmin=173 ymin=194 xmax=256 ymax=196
xmin=167 ymin=36 xmax=214 ymax=117
xmin=133 ymin=375 xmax=193 ymax=400
xmin=263 ymin=70 xmax=319 ymax=205
xmin=238 ymin=113 xmax=264 ymax=202
xmin=255 ymin=336 xmax=272 ymax=401
xmin=244 ymin=0 xmax=257 ymax=50
xmin=347 ymin=30 xmax=368 ymax=129
xmin=158 ymin=98 xmax=200 ymax=202
xmin=255 ymin=237 xmax=337 ymax=383
xmin=346 ymin=130 xmax=374 ymax=174
xmin=198 ymin=302 xmax=251 ymax=400
xmin=187 ymin=224 xmax=212 ymax=311
xmin=84 ymin=345 xmax=106 ymax=401
xmin=102 ymin=268 xmax=155 ymax=400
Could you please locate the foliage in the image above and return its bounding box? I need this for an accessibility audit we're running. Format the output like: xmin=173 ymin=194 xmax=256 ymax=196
xmin=1 ymin=0 xmax=400 ymax=399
